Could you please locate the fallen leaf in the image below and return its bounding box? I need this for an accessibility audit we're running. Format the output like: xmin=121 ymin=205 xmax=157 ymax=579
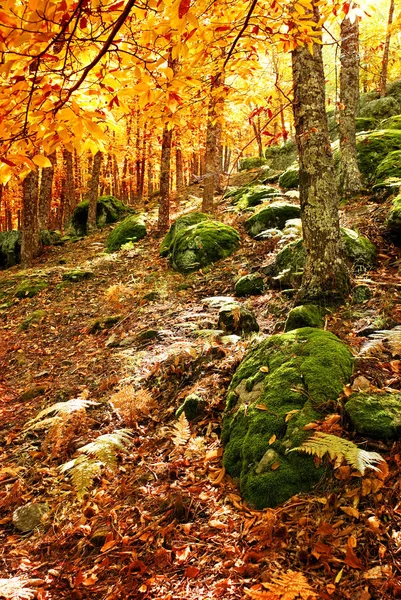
xmin=344 ymin=546 xmax=364 ymax=570
xmin=184 ymin=565 xmax=200 ymax=578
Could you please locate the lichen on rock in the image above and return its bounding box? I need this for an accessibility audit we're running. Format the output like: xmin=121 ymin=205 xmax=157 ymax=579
xmin=222 ymin=328 xmax=353 ymax=508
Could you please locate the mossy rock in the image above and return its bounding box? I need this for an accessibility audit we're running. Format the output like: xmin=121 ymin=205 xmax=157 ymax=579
xmin=88 ymin=314 xmax=122 ymax=333
xmin=345 ymin=392 xmax=401 ymax=439
xmin=159 ymin=212 xmax=210 ymax=257
xmin=359 ymin=90 xmax=380 ymax=111
xmin=359 ymin=97 xmax=401 ymax=121
xmin=371 ymin=177 xmax=401 ymax=201
xmin=380 ymin=115 xmax=401 ymax=130
xmin=19 ymin=309 xmax=47 ymax=331
xmin=39 ymin=229 xmax=62 ymax=246
xmin=62 ymin=269 xmax=94 ymax=282
xmin=386 ymin=195 xmax=401 ymax=245
xmin=239 ymin=156 xmax=268 ymax=171
xmin=15 ymin=279 xmax=47 ymax=298
xmin=342 ymin=227 xmax=377 ymax=271
xmin=274 ymin=238 xmax=306 ymax=275
xmin=284 ymin=305 xmax=325 ymax=332
xmin=235 ymin=273 xmax=265 ymax=297
xmin=169 ymin=220 xmax=240 ymax=274
xmin=176 ymin=393 xmax=206 ymax=421
xmin=278 ymin=164 xmax=299 ymax=189
xmin=265 ymin=141 xmax=298 ymax=171
xmin=355 ymin=117 xmax=377 ymax=132
xmin=218 ymin=301 xmax=259 ymax=335
xmin=244 ymin=203 xmax=301 ymax=238
xmin=386 ymin=79 xmax=401 ymax=101
xmin=106 ymin=214 xmax=147 ymax=252
xmin=375 ymin=150 xmax=401 ymax=182
xmin=69 ymin=195 xmax=131 ymax=237
xmin=353 ymin=284 xmax=372 ymax=303
xmin=20 ymin=386 xmax=46 ymax=401
xmin=0 ymin=230 xmax=21 ymax=269
xmin=222 ymin=328 xmax=353 ymax=508
xmin=355 ymin=129 xmax=401 ymax=182
xmin=232 ymin=185 xmax=281 ymax=210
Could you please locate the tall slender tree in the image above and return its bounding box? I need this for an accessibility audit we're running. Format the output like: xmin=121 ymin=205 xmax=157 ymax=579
xmin=379 ymin=0 xmax=395 ymax=97
xmin=291 ymin=0 xmax=350 ymax=304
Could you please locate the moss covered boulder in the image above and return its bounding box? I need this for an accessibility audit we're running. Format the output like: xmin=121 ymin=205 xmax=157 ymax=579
xmin=372 ymin=177 xmax=401 ymax=201
xmin=176 ymin=393 xmax=205 ymax=421
xmin=284 ymin=305 xmax=325 ymax=332
xmin=359 ymin=97 xmax=401 ymax=121
xmin=218 ymin=301 xmax=259 ymax=335
xmin=265 ymin=141 xmax=297 ymax=171
xmin=0 ymin=230 xmax=21 ymax=269
xmin=345 ymin=392 xmax=401 ymax=439
xmin=386 ymin=195 xmax=401 ymax=245
xmin=19 ymin=309 xmax=47 ymax=331
xmin=69 ymin=195 xmax=131 ymax=237
xmin=375 ymin=150 xmax=401 ymax=182
xmin=15 ymin=279 xmax=47 ymax=298
xmin=245 ymin=203 xmax=301 ymax=238
xmin=355 ymin=129 xmax=401 ymax=182
xmin=342 ymin=227 xmax=377 ymax=271
xmin=233 ymin=185 xmax=282 ymax=210
xmin=159 ymin=212 xmax=210 ymax=257
xmin=106 ymin=215 xmax=146 ymax=252
xmin=222 ymin=328 xmax=353 ymax=508
xmin=62 ymin=269 xmax=94 ymax=282
xmin=355 ymin=117 xmax=377 ymax=132
xmin=235 ymin=273 xmax=265 ymax=297
xmin=239 ymin=156 xmax=268 ymax=171
xmin=278 ymin=164 xmax=299 ymax=189
xmin=169 ymin=220 xmax=240 ymax=274
xmin=380 ymin=115 xmax=401 ymax=130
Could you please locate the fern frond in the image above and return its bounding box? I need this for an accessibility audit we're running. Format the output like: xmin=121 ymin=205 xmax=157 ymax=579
xmin=172 ymin=413 xmax=191 ymax=447
xmin=289 ymin=432 xmax=384 ymax=475
xmin=254 ymin=570 xmax=317 ymax=599
xmin=24 ymin=397 xmax=98 ymax=431
xmin=184 ymin=436 xmax=206 ymax=459
xmin=60 ymin=429 xmax=133 ymax=498
xmin=110 ymin=386 xmax=155 ymax=425
xmin=0 ymin=577 xmax=35 ymax=600
xmin=243 ymin=589 xmax=276 ymax=599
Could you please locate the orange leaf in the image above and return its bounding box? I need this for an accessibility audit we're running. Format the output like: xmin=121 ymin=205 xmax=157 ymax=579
xmin=345 ymin=546 xmax=364 ymax=570
xmin=74 ymin=570 xmax=83 ymax=588
xmin=184 ymin=565 xmax=200 ymax=578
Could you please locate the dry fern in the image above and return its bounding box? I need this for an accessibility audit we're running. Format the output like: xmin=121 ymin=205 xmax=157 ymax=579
xmin=172 ymin=413 xmax=191 ymax=447
xmin=104 ymin=283 xmax=134 ymax=308
xmin=24 ymin=396 xmax=97 ymax=432
xmin=184 ymin=436 xmax=206 ymax=459
xmin=41 ymin=409 xmax=88 ymax=459
xmin=0 ymin=577 xmax=35 ymax=600
xmin=289 ymin=432 xmax=384 ymax=475
xmin=60 ymin=429 xmax=133 ymax=498
xmin=110 ymin=386 xmax=155 ymax=425
xmin=245 ymin=570 xmax=317 ymax=599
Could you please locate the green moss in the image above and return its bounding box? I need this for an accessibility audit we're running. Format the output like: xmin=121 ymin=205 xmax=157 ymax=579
xmin=15 ymin=279 xmax=47 ymax=298
xmin=372 ymin=177 xmax=401 ymax=201
xmin=169 ymin=220 xmax=240 ymax=274
xmin=375 ymin=150 xmax=401 ymax=182
xmin=69 ymin=195 xmax=131 ymax=236
xmin=106 ymin=215 xmax=146 ymax=252
xmin=20 ymin=386 xmax=46 ymax=401
xmin=380 ymin=115 xmax=401 ymax=130
xmin=265 ymin=141 xmax=297 ymax=171
xmin=19 ymin=309 xmax=47 ymax=331
xmin=159 ymin=212 xmax=210 ymax=257
xmin=278 ymin=164 xmax=299 ymax=189
xmin=386 ymin=195 xmax=401 ymax=245
xmin=274 ymin=238 xmax=306 ymax=274
xmin=0 ymin=230 xmax=21 ymax=269
xmin=359 ymin=90 xmax=380 ymax=111
xmin=88 ymin=314 xmax=122 ymax=333
xmin=233 ymin=185 xmax=281 ymax=210
xmin=284 ymin=305 xmax=325 ymax=332
xmin=218 ymin=301 xmax=259 ymax=335
xmin=342 ymin=227 xmax=377 ymax=271
xmin=62 ymin=269 xmax=94 ymax=282
xmin=222 ymin=328 xmax=353 ymax=508
xmin=245 ymin=203 xmax=300 ymax=238
xmin=39 ymin=229 xmax=62 ymax=246
xmin=355 ymin=117 xmax=377 ymax=132
xmin=359 ymin=97 xmax=401 ymax=121
xmin=235 ymin=273 xmax=265 ymax=296
xmin=239 ymin=156 xmax=268 ymax=171
xmin=352 ymin=284 xmax=372 ymax=303
xmin=345 ymin=392 xmax=401 ymax=439
xmin=386 ymin=79 xmax=401 ymax=101
xmin=176 ymin=393 xmax=205 ymax=421
xmin=355 ymin=129 xmax=401 ymax=182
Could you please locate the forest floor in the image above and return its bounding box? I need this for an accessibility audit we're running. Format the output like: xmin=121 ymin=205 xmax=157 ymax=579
xmin=1 ymin=173 xmax=401 ymax=600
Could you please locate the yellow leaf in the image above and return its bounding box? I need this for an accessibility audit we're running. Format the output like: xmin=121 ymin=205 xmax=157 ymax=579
xmin=32 ymin=154 xmax=52 ymax=168
xmin=340 ymin=506 xmax=360 ymax=519
xmin=269 ymin=434 xmax=276 ymax=445
xmin=259 ymin=366 xmax=269 ymax=373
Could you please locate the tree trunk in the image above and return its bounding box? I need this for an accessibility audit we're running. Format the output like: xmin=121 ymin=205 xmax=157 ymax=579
xmin=291 ymin=1 xmax=350 ymax=305
xmin=38 ymin=152 xmax=56 ymax=231
xmin=176 ymin=146 xmax=184 ymax=192
xmin=158 ymin=124 xmax=172 ymax=233
xmin=202 ymin=75 xmax=224 ymax=213
xmin=21 ymin=170 xmax=40 ymax=267
xmin=63 ymin=149 xmax=74 ymax=225
xmin=379 ymin=0 xmax=395 ymax=97
xmin=252 ymin=117 xmax=263 ymax=157
xmin=87 ymin=151 xmax=102 ymax=233
xmin=338 ymin=15 xmax=364 ymax=197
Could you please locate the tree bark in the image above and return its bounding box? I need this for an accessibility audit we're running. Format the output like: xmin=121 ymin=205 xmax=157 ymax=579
xmin=63 ymin=149 xmax=74 ymax=225
xmin=202 ymin=75 xmax=224 ymax=213
xmin=291 ymin=1 xmax=350 ymax=305
xmin=176 ymin=146 xmax=184 ymax=192
xmin=339 ymin=15 xmax=364 ymax=197
xmin=38 ymin=152 xmax=56 ymax=231
xmin=158 ymin=124 xmax=172 ymax=233
xmin=21 ymin=170 xmax=40 ymax=267
xmin=379 ymin=0 xmax=395 ymax=97
xmin=87 ymin=151 xmax=102 ymax=233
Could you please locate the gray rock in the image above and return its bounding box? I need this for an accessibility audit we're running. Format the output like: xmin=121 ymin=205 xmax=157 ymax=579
xmin=13 ymin=503 xmax=49 ymax=532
